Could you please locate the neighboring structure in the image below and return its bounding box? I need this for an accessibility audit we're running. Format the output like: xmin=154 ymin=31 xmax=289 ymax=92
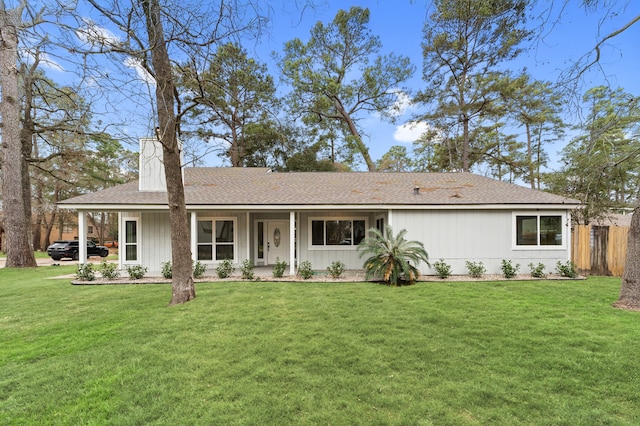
xmin=58 ymin=138 xmax=580 ymax=277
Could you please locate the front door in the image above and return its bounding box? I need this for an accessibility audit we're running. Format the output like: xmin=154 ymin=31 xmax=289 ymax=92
xmin=267 ymin=221 xmax=289 ymax=265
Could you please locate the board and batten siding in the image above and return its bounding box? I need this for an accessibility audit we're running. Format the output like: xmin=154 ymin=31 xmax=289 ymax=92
xmin=392 ymin=209 xmax=571 ymax=276
xmin=140 ymin=212 xmax=172 ymax=275
xmin=128 ymin=211 xmax=250 ymax=276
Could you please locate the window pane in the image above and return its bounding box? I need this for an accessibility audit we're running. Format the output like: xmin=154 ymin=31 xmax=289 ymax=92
xmin=216 ymin=220 xmax=234 ymax=243
xmin=516 ymin=216 xmax=537 ymax=245
xmin=126 ymin=245 xmax=137 ymax=261
xmin=257 ymin=222 xmax=264 ymax=259
xmin=216 ymin=244 xmax=234 ymax=260
xmin=125 ymin=221 xmax=137 ymax=244
xmin=326 ymin=220 xmax=352 ymax=245
xmin=198 ymin=245 xmax=213 ymax=261
xmin=311 ymin=220 xmax=324 ymax=245
xmin=354 ymin=220 xmax=366 ymax=245
xmin=198 ymin=221 xmax=213 ymax=243
xmin=540 ymin=216 xmax=562 ymax=245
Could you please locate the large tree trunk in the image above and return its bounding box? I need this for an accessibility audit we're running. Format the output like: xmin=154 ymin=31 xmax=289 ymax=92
xmin=332 ymin=97 xmax=376 ymax=171
xmin=142 ymin=0 xmax=195 ymax=305
xmin=0 ymin=5 xmax=37 ymax=268
xmin=613 ymin=207 xmax=640 ymax=311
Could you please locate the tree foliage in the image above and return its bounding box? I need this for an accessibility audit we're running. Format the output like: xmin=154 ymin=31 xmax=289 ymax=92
xmin=416 ymin=0 xmax=531 ymax=172
xmin=279 ymin=6 xmax=414 ymax=171
xmin=546 ymin=86 xmax=640 ymax=224
xmin=177 ymin=42 xmax=281 ymax=167
xmin=357 ymin=225 xmax=430 ymax=286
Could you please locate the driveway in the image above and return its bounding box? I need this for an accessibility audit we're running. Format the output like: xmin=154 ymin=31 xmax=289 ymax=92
xmin=0 ymin=257 xmax=112 ymax=268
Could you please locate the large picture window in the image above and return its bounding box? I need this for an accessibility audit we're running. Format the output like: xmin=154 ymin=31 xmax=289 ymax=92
xmin=310 ymin=218 xmax=366 ymax=247
xmin=515 ymin=214 xmax=563 ymax=247
xmin=197 ymin=219 xmax=235 ymax=261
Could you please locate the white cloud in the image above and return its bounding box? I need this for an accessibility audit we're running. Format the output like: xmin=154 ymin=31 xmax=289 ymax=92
xmin=21 ymin=50 xmax=64 ymax=72
xmin=386 ymin=88 xmax=414 ymax=117
xmin=76 ymin=19 xmax=122 ymax=50
xmin=124 ymin=57 xmax=156 ymax=86
xmin=393 ymin=121 xmax=431 ymax=143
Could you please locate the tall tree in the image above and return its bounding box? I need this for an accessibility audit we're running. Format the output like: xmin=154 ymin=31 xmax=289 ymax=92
xmin=416 ymin=0 xmax=531 ymax=172
xmin=140 ymin=0 xmax=195 ymax=305
xmin=501 ymin=73 xmax=564 ymax=189
xmin=0 ymin=1 xmax=37 ymax=267
xmin=279 ymin=6 xmax=414 ymax=171
xmin=177 ymin=42 xmax=280 ymax=167
xmin=376 ymin=145 xmax=413 ymax=172
xmin=546 ymin=86 xmax=640 ymax=225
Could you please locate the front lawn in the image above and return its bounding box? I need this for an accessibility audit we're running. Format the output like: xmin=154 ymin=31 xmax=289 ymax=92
xmin=1 ymin=267 xmax=638 ymax=425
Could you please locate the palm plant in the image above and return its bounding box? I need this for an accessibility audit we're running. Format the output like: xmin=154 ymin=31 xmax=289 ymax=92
xmin=357 ymin=225 xmax=429 ymax=286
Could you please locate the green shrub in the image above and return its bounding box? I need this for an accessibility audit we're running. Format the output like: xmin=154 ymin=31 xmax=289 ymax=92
xmin=500 ymin=259 xmax=520 ymax=279
xmin=529 ymin=262 xmax=546 ymax=278
xmin=357 ymin=225 xmax=429 ymax=286
xmin=327 ymin=260 xmax=346 ymax=279
xmin=161 ymin=261 xmax=172 ymax=279
xmin=192 ymin=261 xmax=207 ymax=279
xmin=466 ymin=261 xmax=486 ymax=278
xmin=126 ymin=265 xmax=148 ymax=280
xmin=99 ymin=260 xmax=120 ymax=280
xmin=433 ymin=259 xmax=452 ymax=279
xmin=216 ymin=259 xmax=235 ymax=279
xmin=240 ymin=259 xmax=255 ymax=280
xmin=298 ymin=261 xmax=314 ymax=280
xmin=556 ymin=260 xmax=578 ymax=278
xmin=76 ymin=263 xmax=95 ymax=281
xmin=272 ymin=258 xmax=287 ymax=278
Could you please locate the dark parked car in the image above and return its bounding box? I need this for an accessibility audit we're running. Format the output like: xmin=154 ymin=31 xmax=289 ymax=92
xmin=47 ymin=240 xmax=109 ymax=261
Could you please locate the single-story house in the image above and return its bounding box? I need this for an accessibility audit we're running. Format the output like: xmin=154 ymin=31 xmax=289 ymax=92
xmin=59 ymin=138 xmax=580 ymax=277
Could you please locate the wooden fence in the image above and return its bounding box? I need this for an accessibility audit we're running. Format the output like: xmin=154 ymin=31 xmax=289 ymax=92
xmin=572 ymin=224 xmax=628 ymax=277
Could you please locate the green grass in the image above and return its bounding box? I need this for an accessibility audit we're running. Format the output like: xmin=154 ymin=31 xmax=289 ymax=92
xmin=1 ymin=267 xmax=639 ymax=425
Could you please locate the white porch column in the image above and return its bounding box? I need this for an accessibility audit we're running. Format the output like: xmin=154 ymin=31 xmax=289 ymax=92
xmin=289 ymin=211 xmax=295 ymax=276
xmin=118 ymin=212 xmax=124 ymax=270
xmin=388 ymin=209 xmax=393 ymax=229
xmin=78 ymin=211 xmax=87 ymax=264
xmin=246 ymin=212 xmax=251 ymax=264
xmin=190 ymin=211 xmax=198 ymax=262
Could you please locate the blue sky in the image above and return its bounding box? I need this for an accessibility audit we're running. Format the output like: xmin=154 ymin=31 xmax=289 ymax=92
xmin=245 ymin=0 xmax=640 ymax=171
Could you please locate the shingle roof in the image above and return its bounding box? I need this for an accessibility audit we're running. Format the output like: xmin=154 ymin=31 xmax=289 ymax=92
xmin=59 ymin=167 xmax=580 ymax=208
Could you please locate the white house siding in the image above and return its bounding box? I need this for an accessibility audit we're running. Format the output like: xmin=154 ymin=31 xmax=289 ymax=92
xmin=393 ymin=209 xmax=571 ymax=276
xmin=127 ymin=210 xmax=250 ymax=276
xmin=139 ymin=211 xmax=172 ymax=275
xmin=298 ymin=211 xmax=377 ymax=270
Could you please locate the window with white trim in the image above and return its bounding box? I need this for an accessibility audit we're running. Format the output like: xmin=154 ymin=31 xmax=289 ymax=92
xmin=197 ymin=219 xmax=236 ymax=261
xmin=515 ymin=213 xmax=564 ymax=247
xmin=124 ymin=219 xmax=138 ymax=262
xmin=310 ymin=218 xmax=366 ymax=247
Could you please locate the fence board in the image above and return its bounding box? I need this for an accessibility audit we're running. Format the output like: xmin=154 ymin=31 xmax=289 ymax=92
xmin=572 ymin=224 xmax=628 ymax=277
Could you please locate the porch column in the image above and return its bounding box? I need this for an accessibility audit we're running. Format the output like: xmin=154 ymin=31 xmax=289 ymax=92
xmin=190 ymin=211 xmax=198 ymax=262
xmin=118 ymin=212 xmax=124 ymax=270
xmin=246 ymin=212 xmax=251 ymax=264
xmin=388 ymin=209 xmax=393 ymax=229
xmin=78 ymin=211 xmax=87 ymax=264
xmin=289 ymin=211 xmax=295 ymax=276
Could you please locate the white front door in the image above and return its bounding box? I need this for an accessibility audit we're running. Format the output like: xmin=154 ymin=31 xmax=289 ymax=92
xmin=267 ymin=221 xmax=289 ymax=265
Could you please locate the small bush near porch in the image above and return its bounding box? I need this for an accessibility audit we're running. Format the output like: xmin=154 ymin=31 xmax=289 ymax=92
xmin=1 ymin=267 xmax=639 ymax=424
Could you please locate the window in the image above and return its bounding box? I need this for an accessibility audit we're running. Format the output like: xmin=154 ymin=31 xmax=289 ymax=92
xmin=375 ymin=217 xmax=385 ymax=233
xmin=124 ymin=220 xmax=138 ymax=261
xmin=197 ymin=219 xmax=235 ymax=261
xmin=87 ymin=225 xmax=94 ymax=234
xmin=515 ymin=214 xmax=563 ymax=247
xmin=257 ymin=221 xmax=264 ymax=259
xmin=310 ymin=218 xmax=366 ymax=247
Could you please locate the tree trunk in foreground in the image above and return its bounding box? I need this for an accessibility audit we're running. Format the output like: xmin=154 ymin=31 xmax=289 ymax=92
xmin=142 ymin=0 xmax=195 ymax=304
xmin=613 ymin=207 xmax=640 ymax=310
xmin=0 ymin=5 xmax=37 ymax=268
